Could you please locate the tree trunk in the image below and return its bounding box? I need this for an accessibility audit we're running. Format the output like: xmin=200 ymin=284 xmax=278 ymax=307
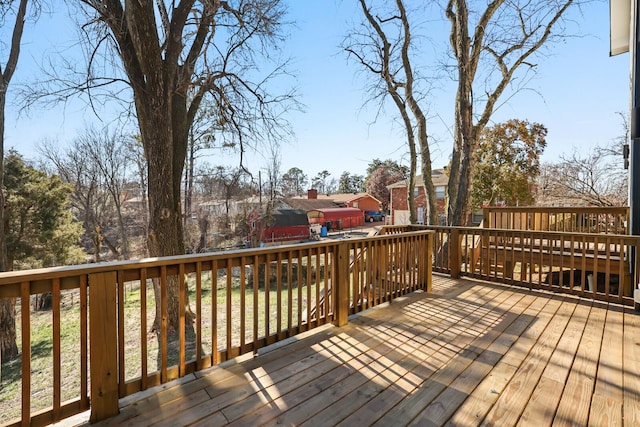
xmin=0 ymin=298 xmax=18 ymax=363
xmin=448 ymin=94 xmax=475 ymax=225
xmin=136 ymin=85 xmax=193 ymax=331
xmin=32 ymin=293 xmax=52 ymax=311
xmin=197 ymin=215 xmax=208 ymax=253
xmin=144 ymin=121 xmax=186 ymax=331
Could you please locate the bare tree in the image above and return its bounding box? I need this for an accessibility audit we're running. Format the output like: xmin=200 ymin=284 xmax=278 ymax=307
xmin=40 ymin=126 xmax=134 ymax=260
xmin=184 ymin=102 xmax=227 ymax=226
xmin=344 ymin=0 xmax=437 ymax=224
xmin=39 ymin=138 xmax=110 ymax=261
xmin=538 ymin=147 xmax=628 ymax=207
xmin=446 ymin=0 xmax=577 ymax=224
xmin=30 ymin=1 xmax=296 ymax=331
xmin=264 ymin=142 xmax=282 ymax=203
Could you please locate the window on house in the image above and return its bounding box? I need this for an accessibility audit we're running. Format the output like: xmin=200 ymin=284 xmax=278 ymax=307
xmin=413 ymin=187 xmax=419 ymax=198
xmin=435 ymin=186 xmax=446 ymax=199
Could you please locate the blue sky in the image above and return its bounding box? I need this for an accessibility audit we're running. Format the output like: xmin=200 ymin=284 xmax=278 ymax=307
xmin=3 ymin=0 xmax=631 ymax=181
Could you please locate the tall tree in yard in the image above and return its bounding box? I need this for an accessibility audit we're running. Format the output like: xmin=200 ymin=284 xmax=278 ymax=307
xmin=446 ymin=0 xmax=576 ymax=224
xmin=347 ymin=0 xmax=579 ymax=225
xmin=471 ymin=119 xmax=547 ymax=208
xmin=0 ymin=0 xmax=28 ymax=365
xmin=345 ymin=0 xmax=437 ymax=224
xmin=68 ymin=0 xmax=294 ymax=331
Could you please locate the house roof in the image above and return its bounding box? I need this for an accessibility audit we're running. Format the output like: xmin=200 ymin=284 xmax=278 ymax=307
xmin=387 ymin=169 xmax=449 ymax=189
xmin=287 ymin=192 xmax=381 ymax=208
xmin=282 ymin=198 xmax=339 ymax=211
xmin=315 ymin=192 xmax=382 ymax=205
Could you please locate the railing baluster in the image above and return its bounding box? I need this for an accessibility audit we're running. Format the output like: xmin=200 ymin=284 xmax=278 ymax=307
xmin=195 ymin=262 xmax=202 ymax=369
xmin=276 ymin=252 xmax=282 ymax=339
xmin=212 ymin=259 xmax=219 ymax=365
xmin=117 ymin=270 xmax=125 ymax=396
xmin=80 ymin=275 xmax=88 ymax=408
xmin=287 ymin=250 xmax=293 ymax=332
xmin=225 ymin=261 xmax=232 ymax=353
xmin=52 ymin=278 xmax=61 ymax=421
xmin=264 ymin=253 xmax=271 ymax=339
xmin=140 ymin=268 xmax=148 ymax=389
xmin=160 ymin=266 xmax=168 ymax=382
xmin=20 ymin=281 xmax=31 ymax=426
xmin=240 ymin=256 xmax=246 ymax=353
xmin=297 ymin=249 xmax=303 ymax=328
xmin=178 ymin=263 xmax=186 ymax=376
xmin=253 ymin=255 xmax=259 ymax=344
xmin=305 ymin=248 xmax=312 ymax=330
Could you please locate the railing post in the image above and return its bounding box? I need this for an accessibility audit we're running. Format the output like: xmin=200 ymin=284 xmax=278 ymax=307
xmin=483 ymin=208 xmax=490 ymax=228
xmin=89 ymin=271 xmax=119 ymax=422
xmin=450 ymin=228 xmax=461 ymax=279
xmin=333 ymin=242 xmax=350 ymax=327
xmin=425 ymin=231 xmax=433 ymax=292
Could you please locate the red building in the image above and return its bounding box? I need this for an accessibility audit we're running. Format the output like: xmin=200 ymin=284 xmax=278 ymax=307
xmin=248 ymin=209 xmax=311 ymax=246
xmin=307 ymin=207 xmax=365 ymax=230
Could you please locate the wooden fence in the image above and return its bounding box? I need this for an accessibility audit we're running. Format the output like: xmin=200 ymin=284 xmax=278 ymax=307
xmin=0 ymin=230 xmax=432 ymax=426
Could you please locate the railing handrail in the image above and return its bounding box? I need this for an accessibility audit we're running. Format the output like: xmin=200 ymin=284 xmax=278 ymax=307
xmin=481 ymin=206 xmax=629 ymax=213
xmin=423 ymin=225 xmax=640 ymax=242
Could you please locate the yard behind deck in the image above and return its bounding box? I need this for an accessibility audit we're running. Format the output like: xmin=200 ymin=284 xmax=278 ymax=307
xmin=79 ymin=274 xmax=640 ymax=427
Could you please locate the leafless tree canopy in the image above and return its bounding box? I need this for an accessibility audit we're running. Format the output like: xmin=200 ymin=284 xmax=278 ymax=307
xmin=345 ymin=0 xmax=580 ymax=225
xmin=344 ymin=0 xmax=438 ymax=224
xmin=538 ymin=146 xmax=628 ymax=207
xmin=447 ymin=0 xmax=578 ymax=224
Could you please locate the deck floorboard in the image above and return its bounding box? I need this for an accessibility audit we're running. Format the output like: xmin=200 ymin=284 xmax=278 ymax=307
xmin=84 ymin=275 xmax=640 ymax=427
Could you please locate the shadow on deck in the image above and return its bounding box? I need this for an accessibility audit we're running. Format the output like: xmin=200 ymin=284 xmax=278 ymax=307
xmin=66 ymin=274 xmax=640 ymax=426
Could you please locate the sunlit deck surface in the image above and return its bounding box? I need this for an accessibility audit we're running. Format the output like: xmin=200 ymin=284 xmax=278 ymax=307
xmin=84 ymin=274 xmax=640 ymax=426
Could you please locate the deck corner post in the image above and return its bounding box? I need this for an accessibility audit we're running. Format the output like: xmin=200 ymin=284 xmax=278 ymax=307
xmin=450 ymin=228 xmax=461 ymax=279
xmin=88 ymin=271 xmax=119 ymax=422
xmin=333 ymin=242 xmax=350 ymax=327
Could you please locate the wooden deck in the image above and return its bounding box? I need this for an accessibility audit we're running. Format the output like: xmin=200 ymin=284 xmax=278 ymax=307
xmin=72 ymin=274 xmax=640 ymax=426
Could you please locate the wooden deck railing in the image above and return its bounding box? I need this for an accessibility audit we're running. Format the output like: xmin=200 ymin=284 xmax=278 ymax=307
xmin=401 ymin=224 xmax=639 ymax=306
xmin=482 ymin=206 xmax=629 ymax=234
xmin=0 ymin=230 xmax=432 ymax=426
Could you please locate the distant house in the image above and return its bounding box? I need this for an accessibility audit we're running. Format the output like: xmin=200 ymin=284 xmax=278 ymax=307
xmin=285 ymin=189 xmax=382 ymax=213
xmin=387 ymin=169 xmax=448 ymax=225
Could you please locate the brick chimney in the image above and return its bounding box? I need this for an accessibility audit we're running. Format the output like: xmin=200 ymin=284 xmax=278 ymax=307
xmin=308 ymin=189 xmax=318 ymax=199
